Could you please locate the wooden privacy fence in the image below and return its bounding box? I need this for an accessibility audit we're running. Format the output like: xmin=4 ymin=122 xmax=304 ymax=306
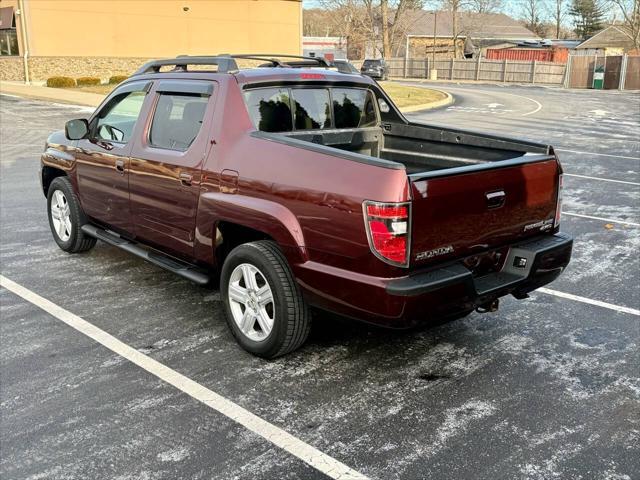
xmin=566 ymin=54 xmax=640 ymax=90
xmin=387 ymin=57 xmax=567 ymax=85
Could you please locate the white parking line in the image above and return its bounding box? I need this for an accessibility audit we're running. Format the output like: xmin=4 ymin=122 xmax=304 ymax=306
xmin=0 ymin=275 xmax=369 ymax=480
xmin=564 ymin=173 xmax=640 ymax=186
xmin=557 ymin=149 xmax=639 ymax=161
xmin=562 ymin=212 xmax=640 ymax=227
xmin=537 ymin=288 xmax=640 ymax=316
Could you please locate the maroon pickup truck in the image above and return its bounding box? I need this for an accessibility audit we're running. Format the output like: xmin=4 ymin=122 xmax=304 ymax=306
xmin=40 ymin=55 xmax=572 ymax=358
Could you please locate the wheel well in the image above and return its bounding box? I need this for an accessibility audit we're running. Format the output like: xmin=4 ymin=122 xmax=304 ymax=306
xmin=41 ymin=166 xmax=67 ymax=196
xmin=215 ymin=222 xmax=273 ymax=266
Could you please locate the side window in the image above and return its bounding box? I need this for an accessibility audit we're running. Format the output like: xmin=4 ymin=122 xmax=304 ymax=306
xmin=332 ymin=88 xmax=377 ymax=128
xmin=292 ymin=88 xmax=331 ymax=130
xmin=149 ymin=94 xmax=208 ymax=151
xmin=94 ymin=90 xmax=146 ymax=143
xmin=244 ymin=88 xmax=292 ymax=132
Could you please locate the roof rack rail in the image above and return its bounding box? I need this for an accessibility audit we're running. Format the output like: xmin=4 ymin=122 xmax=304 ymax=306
xmin=230 ymin=53 xmax=331 ymax=68
xmin=131 ymin=54 xmax=356 ymax=76
xmin=132 ymin=56 xmax=240 ymax=75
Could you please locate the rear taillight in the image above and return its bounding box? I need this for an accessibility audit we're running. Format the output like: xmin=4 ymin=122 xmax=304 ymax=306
xmin=554 ymin=174 xmax=563 ymax=228
xmin=363 ymin=201 xmax=410 ymax=267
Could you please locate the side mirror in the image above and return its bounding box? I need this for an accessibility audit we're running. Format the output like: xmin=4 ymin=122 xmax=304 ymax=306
xmin=65 ymin=119 xmax=89 ymax=140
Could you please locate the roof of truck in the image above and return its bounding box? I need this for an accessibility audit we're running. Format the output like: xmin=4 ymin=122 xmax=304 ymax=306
xmin=130 ymin=54 xmax=374 ymax=87
xmin=233 ymin=67 xmax=373 ymax=86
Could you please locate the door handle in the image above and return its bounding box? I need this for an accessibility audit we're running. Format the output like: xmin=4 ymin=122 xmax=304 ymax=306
xmin=486 ymin=190 xmax=505 ymax=209
xmin=115 ymin=159 xmax=125 ymax=174
xmin=179 ymin=172 xmax=193 ymax=186
xmin=96 ymin=140 xmax=114 ymax=151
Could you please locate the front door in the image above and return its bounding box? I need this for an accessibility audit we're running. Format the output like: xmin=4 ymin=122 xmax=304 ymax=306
xmin=75 ymin=81 xmax=151 ymax=236
xmin=128 ymin=79 xmax=215 ymax=260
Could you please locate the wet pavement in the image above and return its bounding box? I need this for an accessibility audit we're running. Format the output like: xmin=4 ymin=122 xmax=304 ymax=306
xmin=1 ymin=85 xmax=639 ymax=480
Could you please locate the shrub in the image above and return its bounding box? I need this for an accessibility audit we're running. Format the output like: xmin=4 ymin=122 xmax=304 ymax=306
xmin=76 ymin=76 xmax=101 ymax=86
xmin=46 ymin=76 xmax=76 ymax=88
xmin=108 ymin=75 xmax=129 ymax=85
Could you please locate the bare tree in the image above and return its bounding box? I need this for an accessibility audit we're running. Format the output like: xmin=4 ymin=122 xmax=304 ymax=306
xmin=610 ymin=0 xmax=640 ymax=49
xmin=550 ymin=0 xmax=567 ymax=38
xmin=468 ymin=0 xmax=504 ymax=13
xmin=440 ymin=0 xmax=471 ymax=57
xmin=319 ymin=0 xmax=423 ymax=58
xmin=381 ymin=0 xmax=425 ymax=58
xmin=520 ymin=0 xmax=547 ymax=36
xmin=318 ymin=0 xmax=378 ymax=57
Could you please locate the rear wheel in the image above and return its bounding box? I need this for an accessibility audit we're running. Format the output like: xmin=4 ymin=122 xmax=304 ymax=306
xmin=47 ymin=176 xmax=96 ymax=253
xmin=220 ymin=240 xmax=310 ymax=358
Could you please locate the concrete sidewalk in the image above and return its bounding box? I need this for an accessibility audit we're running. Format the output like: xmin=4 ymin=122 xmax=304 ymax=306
xmin=0 ymin=81 xmax=103 ymax=107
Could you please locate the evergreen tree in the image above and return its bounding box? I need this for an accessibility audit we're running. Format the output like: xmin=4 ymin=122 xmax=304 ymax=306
xmin=569 ymin=0 xmax=606 ymax=38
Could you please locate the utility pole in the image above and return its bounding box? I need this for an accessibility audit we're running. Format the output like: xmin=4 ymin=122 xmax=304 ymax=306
xmin=430 ymin=11 xmax=438 ymax=80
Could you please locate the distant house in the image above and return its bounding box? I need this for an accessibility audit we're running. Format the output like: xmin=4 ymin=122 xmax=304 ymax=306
xmin=574 ymin=26 xmax=637 ymax=56
xmin=402 ymin=11 xmax=539 ymax=59
xmin=302 ymin=37 xmax=347 ymax=61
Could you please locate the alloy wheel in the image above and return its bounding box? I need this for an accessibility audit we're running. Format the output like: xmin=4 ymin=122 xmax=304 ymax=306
xmin=227 ymin=263 xmax=275 ymax=342
xmin=50 ymin=190 xmax=72 ymax=242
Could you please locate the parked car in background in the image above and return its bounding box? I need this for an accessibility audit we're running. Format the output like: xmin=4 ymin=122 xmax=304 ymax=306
xmin=361 ymin=58 xmax=389 ymax=80
xmin=40 ymin=54 xmax=572 ymax=358
xmin=332 ymin=59 xmax=360 ymax=74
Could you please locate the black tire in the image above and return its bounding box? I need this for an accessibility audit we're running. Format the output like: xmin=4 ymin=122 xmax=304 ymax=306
xmin=47 ymin=176 xmax=96 ymax=253
xmin=220 ymin=240 xmax=311 ymax=358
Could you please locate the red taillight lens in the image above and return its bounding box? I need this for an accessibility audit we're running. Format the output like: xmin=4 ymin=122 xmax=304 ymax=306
xmin=554 ymin=174 xmax=563 ymax=228
xmin=364 ymin=201 xmax=410 ymax=266
xmin=366 ymin=204 xmax=408 ymax=218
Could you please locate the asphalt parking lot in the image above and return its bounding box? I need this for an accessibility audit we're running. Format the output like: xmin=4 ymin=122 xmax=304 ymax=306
xmin=1 ymin=84 xmax=639 ymax=480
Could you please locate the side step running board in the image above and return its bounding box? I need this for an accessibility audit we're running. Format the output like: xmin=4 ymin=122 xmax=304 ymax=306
xmin=81 ymin=224 xmax=210 ymax=285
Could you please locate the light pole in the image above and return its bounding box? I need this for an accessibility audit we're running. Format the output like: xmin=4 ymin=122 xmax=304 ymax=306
xmin=430 ymin=11 xmax=438 ymax=81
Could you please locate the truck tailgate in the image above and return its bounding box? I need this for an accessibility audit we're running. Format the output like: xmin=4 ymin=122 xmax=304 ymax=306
xmin=409 ymin=157 xmax=559 ymax=268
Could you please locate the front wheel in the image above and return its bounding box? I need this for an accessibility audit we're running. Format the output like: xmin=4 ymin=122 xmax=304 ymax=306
xmin=47 ymin=176 xmax=96 ymax=253
xmin=220 ymin=240 xmax=311 ymax=358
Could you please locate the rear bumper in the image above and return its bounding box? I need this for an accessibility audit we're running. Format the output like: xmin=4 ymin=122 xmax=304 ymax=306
xmin=361 ymin=71 xmax=383 ymax=79
xmin=296 ymin=233 xmax=572 ymax=328
xmin=387 ymin=233 xmax=573 ymax=298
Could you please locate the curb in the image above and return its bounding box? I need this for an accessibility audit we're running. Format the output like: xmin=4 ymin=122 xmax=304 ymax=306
xmin=398 ymin=89 xmax=453 ymax=113
xmin=0 ymin=82 xmax=103 ymax=107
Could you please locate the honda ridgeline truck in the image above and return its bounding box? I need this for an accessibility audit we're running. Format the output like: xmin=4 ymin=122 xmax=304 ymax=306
xmin=40 ymin=55 xmax=572 ymax=358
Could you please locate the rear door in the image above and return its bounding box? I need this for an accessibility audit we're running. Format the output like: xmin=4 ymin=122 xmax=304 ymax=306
xmin=75 ymin=81 xmax=151 ymax=236
xmin=128 ymin=80 xmax=215 ymax=260
xmin=409 ymin=157 xmax=560 ymax=268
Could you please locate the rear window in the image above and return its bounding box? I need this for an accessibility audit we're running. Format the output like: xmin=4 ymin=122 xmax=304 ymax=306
xmin=362 ymin=60 xmax=381 ymax=68
xmin=244 ymin=87 xmax=378 ymax=132
xmin=292 ymin=89 xmax=331 ymax=130
xmin=333 ymin=88 xmax=377 ymax=128
xmin=244 ymin=88 xmax=292 ymax=132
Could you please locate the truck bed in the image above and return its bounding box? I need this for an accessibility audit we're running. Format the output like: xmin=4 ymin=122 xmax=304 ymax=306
xmin=275 ymin=120 xmax=560 ymax=269
xmin=282 ymin=121 xmax=552 ymax=175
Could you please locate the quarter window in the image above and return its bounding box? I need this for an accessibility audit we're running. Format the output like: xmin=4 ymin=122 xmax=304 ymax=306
xmin=292 ymin=89 xmax=331 ymax=130
xmin=94 ymin=90 xmax=146 ymax=143
xmin=244 ymin=88 xmax=292 ymax=132
xmin=149 ymin=94 xmax=208 ymax=151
